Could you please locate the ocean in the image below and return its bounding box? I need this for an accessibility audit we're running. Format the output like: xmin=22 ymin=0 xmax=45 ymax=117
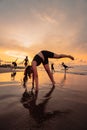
xmin=54 ymin=65 xmax=87 ymax=76
xmin=38 ymin=64 xmax=87 ymax=76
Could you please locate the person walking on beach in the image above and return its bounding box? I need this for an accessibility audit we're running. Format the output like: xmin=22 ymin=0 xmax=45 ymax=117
xmin=24 ymin=50 xmax=74 ymax=91
xmin=23 ymin=56 xmax=29 ymax=67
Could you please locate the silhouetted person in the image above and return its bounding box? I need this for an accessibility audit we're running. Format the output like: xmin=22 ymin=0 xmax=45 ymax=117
xmin=24 ymin=50 xmax=74 ymax=91
xmin=51 ymin=63 xmax=55 ymax=73
xmin=12 ymin=62 xmax=17 ymax=68
xmin=12 ymin=58 xmax=18 ymax=69
xmin=62 ymin=62 xmax=69 ymax=73
xmin=23 ymin=56 xmax=29 ymax=67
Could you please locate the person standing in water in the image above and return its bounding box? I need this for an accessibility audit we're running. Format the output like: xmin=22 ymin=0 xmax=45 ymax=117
xmin=24 ymin=50 xmax=74 ymax=91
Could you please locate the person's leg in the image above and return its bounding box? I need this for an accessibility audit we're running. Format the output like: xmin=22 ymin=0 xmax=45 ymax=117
xmin=53 ymin=53 xmax=74 ymax=60
xmin=32 ymin=61 xmax=39 ymax=90
xmin=43 ymin=64 xmax=55 ymax=86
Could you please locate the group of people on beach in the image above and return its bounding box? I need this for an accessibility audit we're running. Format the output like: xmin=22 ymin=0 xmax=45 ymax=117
xmin=12 ymin=56 xmax=29 ymax=68
xmin=23 ymin=50 xmax=74 ymax=91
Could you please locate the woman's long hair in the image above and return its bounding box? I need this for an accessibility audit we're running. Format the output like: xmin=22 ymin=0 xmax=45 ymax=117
xmin=24 ymin=65 xmax=32 ymax=79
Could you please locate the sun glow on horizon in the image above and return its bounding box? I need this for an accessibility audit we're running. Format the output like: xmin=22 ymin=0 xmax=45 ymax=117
xmin=5 ymin=51 xmax=27 ymax=58
xmin=0 ymin=1 xmax=87 ymax=66
xmin=4 ymin=51 xmax=32 ymax=63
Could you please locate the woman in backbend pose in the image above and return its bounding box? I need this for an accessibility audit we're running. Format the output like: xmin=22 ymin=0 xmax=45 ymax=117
xmin=23 ymin=50 xmax=74 ymax=91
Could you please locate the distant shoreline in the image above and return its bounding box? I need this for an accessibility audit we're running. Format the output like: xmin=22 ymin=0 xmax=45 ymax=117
xmin=0 ymin=67 xmax=24 ymax=73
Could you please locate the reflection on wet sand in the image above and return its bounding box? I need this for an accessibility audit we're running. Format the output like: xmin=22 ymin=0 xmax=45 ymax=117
xmin=11 ymin=70 xmax=16 ymax=80
xmin=21 ymin=85 xmax=67 ymax=124
xmin=59 ymin=72 xmax=66 ymax=87
xmin=55 ymin=72 xmax=67 ymax=88
xmin=1 ymin=70 xmax=87 ymax=130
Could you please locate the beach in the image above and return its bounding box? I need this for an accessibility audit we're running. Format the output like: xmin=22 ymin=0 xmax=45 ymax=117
xmin=0 ymin=68 xmax=87 ymax=130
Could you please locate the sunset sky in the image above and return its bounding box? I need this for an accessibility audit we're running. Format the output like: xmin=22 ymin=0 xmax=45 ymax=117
xmin=0 ymin=0 xmax=87 ymax=65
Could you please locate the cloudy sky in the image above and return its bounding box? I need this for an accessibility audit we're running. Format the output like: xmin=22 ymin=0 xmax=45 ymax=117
xmin=0 ymin=0 xmax=87 ymax=64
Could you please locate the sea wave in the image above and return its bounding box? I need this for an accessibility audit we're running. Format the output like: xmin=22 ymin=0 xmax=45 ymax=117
xmin=57 ymin=65 xmax=87 ymax=76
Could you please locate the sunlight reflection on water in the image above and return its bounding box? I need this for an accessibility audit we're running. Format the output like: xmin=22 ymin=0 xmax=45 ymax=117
xmin=0 ymin=69 xmax=87 ymax=92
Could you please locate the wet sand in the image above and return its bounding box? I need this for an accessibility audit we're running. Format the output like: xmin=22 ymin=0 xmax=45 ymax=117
xmin=0 ymin=70 xmax=87 ymax=130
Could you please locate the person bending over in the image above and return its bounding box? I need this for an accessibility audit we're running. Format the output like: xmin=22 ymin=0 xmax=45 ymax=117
xmin=24 ymin=50 xmax=74 ymax=91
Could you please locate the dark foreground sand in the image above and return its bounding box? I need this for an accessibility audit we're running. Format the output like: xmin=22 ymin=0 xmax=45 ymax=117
xmin=0 ymin=71 xmax=87 ymax=130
